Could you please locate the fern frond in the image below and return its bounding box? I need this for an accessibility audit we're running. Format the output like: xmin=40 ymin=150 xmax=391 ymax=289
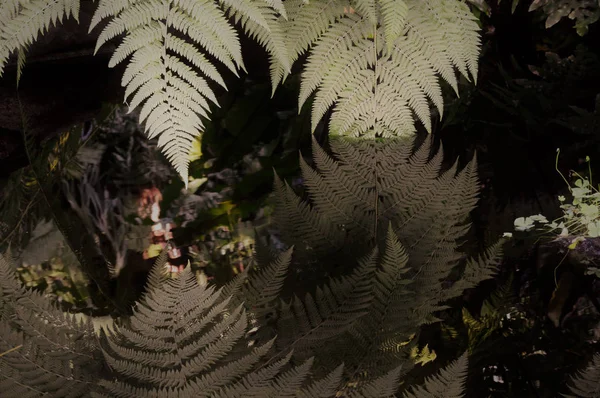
xmin=92 ymin=0 xmax=289 ymax=184
xmin=379 ymin=0 xmax=408 ymax=52
xmin=351 ymin=226 xmax=414 ymax=359
xmin=0 ymin=254 xmax=99 ymax=397
xmin=0 ymin=0 xmax=80 ymax=77
xmin=287 ymin=0 xmax=481 ymax=136
xmin=220 ymin=0 xmax=291 ymax=91
xmin=276 ymin=247 xmax=377 ymax=358
xmin=403 ymin=353 xmax=469 ymax=398
xmin=346 ymin=364 xmax=404 ymax=397
xmin=297 ymin=363 xmax=345 ymax=398
xmin=272 ymin=172 xmax=344 ymax=254
xmin=283 ymin=0 xmax=348 ymax=67
xmin=566 ymin=354 xmax=600 ymax=398
xmin=263 ymin=0 xmax=286 ymax=19
xmin=272 ymin=136 xmax=502 ymax=379
xmin=447 ymin=239 xmax=504 ymax=299
xmin=242 ymin=247 xmax=292 ymax=320
xmin=95 ymin=263 xmax=273 ymax=396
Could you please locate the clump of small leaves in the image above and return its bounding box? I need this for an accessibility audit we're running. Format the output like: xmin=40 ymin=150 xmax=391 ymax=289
xmin=509 ymin=150 xmax=600 ymax=276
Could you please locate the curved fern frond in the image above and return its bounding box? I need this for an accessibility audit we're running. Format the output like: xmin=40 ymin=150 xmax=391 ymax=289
xmin=0 ymin=0 xmax=80 ymax=77
xmin=242 ymin=247 xmax=292 ymax=320
xmin=350 ymin=225 xmax=415 ymax=366
xmin=276 ymin=247 xmax=377 ymax=359
xmin=91 ymin=0 xmax=289 ymax=184
xmin=220 ymin=0 xmax=291 ymax=92
xmin=403 ymin=353 xmax=469 ymax=398
xmin=285 ymin=0 xmax=480 ymax=137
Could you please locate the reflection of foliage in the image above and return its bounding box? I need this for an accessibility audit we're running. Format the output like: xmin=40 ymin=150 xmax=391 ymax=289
xmin=0 ymin=254 xmax=101 ymax=397
xmin=189 ymin=221 xmax=257 ymax=286
xmin=267 ymin=137 xmax=503 ymax=382
xmin=0 ymin=128 xmax=83 ymax=250
xmin=16 ymin=243 xmax=91 ymax=311
xmin=0 ymin=113 xmax=118 ymax=312
xmin=402 ymin=353 xmax=469 ymax=398
xmin=160 ymin=77 xmax=309 ymax=274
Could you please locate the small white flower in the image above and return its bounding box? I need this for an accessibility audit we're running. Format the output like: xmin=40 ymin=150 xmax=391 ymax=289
xmin=502 ymin=232 xmax=513 ymax=238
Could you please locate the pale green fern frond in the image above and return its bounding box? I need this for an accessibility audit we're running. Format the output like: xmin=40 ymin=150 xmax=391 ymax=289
xmin=379 ymin=0 xmax=408 ymax=52
xmin=92 ymin=0 xmax=288 ymax=184
xmin=403 ymin=353 xmax=469 ymax=398
xmin=263 ymin=0 xmax=286 ymax=19
xmin=283 ymin=0 xmax=348 ymax=67
xmin=354 ymin=0 xmax=377 ymax=23
xmin=0 ymin=0 xmax=80 ymax=77
xmin=287 ymin=0 xmax=480 ymax=137
xmin=220 ymin=0 xmax=291 ymax=92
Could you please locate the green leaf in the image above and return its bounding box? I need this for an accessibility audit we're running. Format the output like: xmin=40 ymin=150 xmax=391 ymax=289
xmin=587 ymin=221 xmax=600 ymax=238
xmin=514 ymin=217 xmax=534 ymax=231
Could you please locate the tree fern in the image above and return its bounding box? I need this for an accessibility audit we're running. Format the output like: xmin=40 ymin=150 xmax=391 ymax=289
xmin=0 ymin=0 xmax=80 ymax=77
xmin=284 ymin=0 xmax=481 ymax=137
xmin=91 ymin=0 xmax=290 ymax=183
